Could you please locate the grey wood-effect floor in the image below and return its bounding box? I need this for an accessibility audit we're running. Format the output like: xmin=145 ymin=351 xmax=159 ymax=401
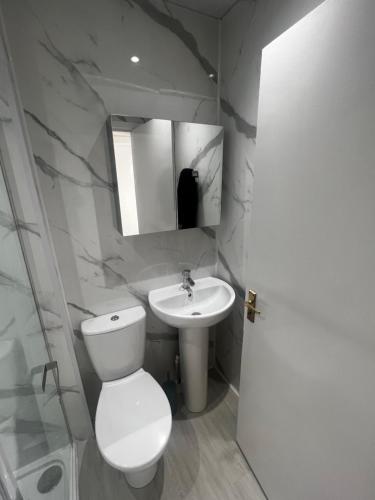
xmin=79 ymin=370 xmax=266 ymax=500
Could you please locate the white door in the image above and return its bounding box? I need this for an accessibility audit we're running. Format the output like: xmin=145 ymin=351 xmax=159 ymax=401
xmin=237 ymin=1 xmax=375 ymax=499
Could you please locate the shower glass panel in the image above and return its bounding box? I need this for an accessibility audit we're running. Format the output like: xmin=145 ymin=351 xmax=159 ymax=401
xmin=0 ymin=162 xmax=71 ymax=499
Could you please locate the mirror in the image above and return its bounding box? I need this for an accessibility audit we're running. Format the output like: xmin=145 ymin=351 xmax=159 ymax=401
xmin=108 ymin=115 xmax=223 ymax=236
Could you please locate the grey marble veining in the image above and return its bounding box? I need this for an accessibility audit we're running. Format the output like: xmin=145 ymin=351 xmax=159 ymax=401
xmin=34 ymin=154 xmax=103 ymax=190
xmin=25 ymin=110 xmax=113 ymax=190
xmin=131 ymin=0 xmax=218 ymax=81
xmin=220 ymin=97 xmax=257 ymax=139
xmin=67 ymin=302 xmax=96 ymax=319
xmin=130 ymin=0 xmax=257 ymax=138
xmin=0 ymin=270 xmax=32 ymax=296
xmin=189 ymin=128 xmax=223 ymax=172
xmin=0 ymin=209 xmax=41 ymax=238
xmin=38 ymin=29 xmax=108 ymax=114
xmin=218 ymin=250 xmax=244 ymax=299
xmin=2 ymin=0 xmax=219 ymax=418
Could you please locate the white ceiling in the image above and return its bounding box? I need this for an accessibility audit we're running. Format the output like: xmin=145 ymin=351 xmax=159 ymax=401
xmin=170 ymin=0 xmax=238 ymax=19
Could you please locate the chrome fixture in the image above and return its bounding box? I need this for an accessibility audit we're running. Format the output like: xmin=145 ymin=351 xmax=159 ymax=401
xmin=181 ymin=269 xmax=195 ymax=297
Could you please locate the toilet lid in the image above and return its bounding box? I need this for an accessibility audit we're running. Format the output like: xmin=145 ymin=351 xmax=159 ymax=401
xmin=96 ymin=369 xmax=172 ymax=472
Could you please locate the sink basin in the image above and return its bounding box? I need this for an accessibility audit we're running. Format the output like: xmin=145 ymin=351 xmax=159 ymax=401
xmin=149 ymin=277 xmax=235 ymax=412
xmin=149 ymin=277 xmax=235 ymax=328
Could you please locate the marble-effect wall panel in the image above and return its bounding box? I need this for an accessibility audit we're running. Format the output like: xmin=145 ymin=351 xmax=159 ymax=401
xmin=2 ymin=0 xmax=219 ymax=415
xmin=216 ymin=0 xmax=325 ymax=389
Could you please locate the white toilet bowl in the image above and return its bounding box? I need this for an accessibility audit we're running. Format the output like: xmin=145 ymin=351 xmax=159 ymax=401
xmin=81 ymin=306 xmax=172 ymax=489
xmin=96 ymin=369 xmax=171 ymax=488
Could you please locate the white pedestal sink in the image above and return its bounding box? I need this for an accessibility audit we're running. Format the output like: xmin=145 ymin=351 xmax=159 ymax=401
xmin=149 ymin=277 xmax=235 ymax=412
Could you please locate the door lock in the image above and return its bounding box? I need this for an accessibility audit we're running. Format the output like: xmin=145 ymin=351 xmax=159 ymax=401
xmin=245 ymin=290 xmax=261 ymax=323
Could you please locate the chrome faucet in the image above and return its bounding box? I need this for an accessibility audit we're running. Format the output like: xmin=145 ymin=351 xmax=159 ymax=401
xmin=181 ymin=269 xmax=195 ymax=297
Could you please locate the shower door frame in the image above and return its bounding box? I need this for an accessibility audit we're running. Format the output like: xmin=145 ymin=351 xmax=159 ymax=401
xmin=1 ymin=155 xmax=74 ymax=443
xmin=0 ymin=153 xmax=74 ymax=500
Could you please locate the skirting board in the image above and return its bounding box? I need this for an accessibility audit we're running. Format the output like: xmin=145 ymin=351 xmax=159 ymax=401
xmin=214 ymin=362 xmax=240 ymax=399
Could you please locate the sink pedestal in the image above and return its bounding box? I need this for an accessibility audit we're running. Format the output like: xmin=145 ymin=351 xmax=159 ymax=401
xmin=179 ymin=327 xmax=209 ymax=412
xmin=149 ymin=277 xmax=235 ymax=413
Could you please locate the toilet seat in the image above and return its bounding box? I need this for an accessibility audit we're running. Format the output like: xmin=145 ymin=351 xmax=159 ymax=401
xmin=95 ymin=369 xmax=172 ymax=473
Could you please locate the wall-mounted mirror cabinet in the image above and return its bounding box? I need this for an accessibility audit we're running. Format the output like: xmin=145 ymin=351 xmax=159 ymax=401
xmin=107 ymin=115 xmax=223 ymax=236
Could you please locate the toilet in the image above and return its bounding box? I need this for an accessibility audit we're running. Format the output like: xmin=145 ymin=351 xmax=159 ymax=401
xmin=81 ymin=306 xmax=172 ymax=488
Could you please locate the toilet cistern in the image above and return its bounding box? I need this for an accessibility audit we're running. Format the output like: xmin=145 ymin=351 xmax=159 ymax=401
xmin=81 ymin=306 xmax=171 ymax=489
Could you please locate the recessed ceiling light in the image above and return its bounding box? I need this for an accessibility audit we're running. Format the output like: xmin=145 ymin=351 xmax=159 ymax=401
xmin=130 ymin=55 xmax=140 ymax=63
xmin=209 ymin=73 xmax=215 ymax=79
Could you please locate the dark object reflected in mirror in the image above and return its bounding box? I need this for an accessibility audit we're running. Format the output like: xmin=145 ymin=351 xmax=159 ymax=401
xmin=107 ymin=115 xmax=223 ymax=237
xmin=174 ymin=122 xmax=223 ymax=230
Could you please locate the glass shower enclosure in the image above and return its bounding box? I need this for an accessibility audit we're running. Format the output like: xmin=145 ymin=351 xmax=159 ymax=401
xmin=0 ymin=160 xmax=72 ymax=499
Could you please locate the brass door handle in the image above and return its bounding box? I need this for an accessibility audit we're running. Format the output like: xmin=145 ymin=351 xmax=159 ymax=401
xmin=245 ymin=290 xmax=261 ymax=322
xmin=244 ymin=301 xmax=261 ymax=315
